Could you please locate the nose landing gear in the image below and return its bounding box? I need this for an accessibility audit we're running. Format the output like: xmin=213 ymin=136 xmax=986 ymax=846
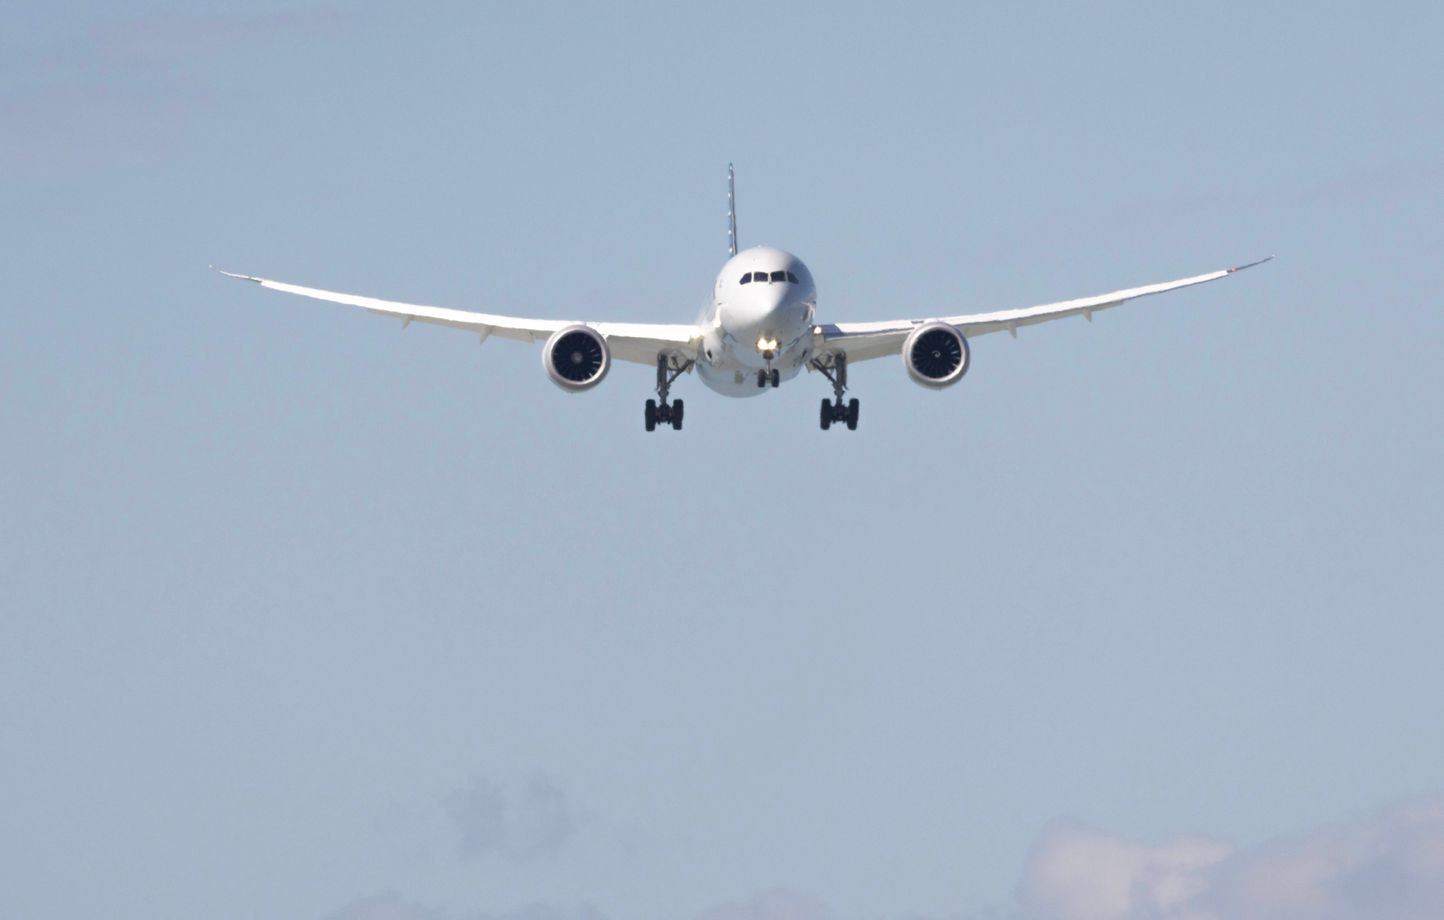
xmin=646 ymin=353 xmax=693 ymax=432
xmin=812 ymin=353 xmax=859 ymax=431
xmin=754 ymin=343 xmax=782 ymax=389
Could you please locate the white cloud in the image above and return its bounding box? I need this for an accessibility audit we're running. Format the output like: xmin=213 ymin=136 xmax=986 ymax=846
xmin=1017 ymin=795 xmax=1444 ymax=920
xmin=1018 ymin=821 xmax=1230 ymax=920
xmin=336 ymin=794 xmax=1444 ymax=920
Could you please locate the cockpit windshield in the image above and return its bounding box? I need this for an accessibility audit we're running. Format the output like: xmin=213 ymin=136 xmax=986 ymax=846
xmin=739 ymin=270 xmax=801 ymax=285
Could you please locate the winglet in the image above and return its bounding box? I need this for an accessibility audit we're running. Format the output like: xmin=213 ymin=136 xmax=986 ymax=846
xmin=212 ymin=266 xmax=262 ymax=283
xmin=1227 ymin=255 xmax=1274 ymax=274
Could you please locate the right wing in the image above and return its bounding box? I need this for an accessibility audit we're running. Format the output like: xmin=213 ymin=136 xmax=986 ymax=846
xmin=216 ymin=269 xmax=701 ymax=366
xmin=816 ymin=257 xmax=1273 ymax=363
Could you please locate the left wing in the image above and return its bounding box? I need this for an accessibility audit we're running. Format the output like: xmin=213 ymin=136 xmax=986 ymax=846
xmin=815 ymin=257 xmax=1272 ymax=363
xmin=215 ymin=269 xmax=701 ymax=366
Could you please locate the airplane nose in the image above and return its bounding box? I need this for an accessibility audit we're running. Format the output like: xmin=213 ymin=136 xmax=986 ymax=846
xmin=726 ymin=284 xmax=781 ymax=331
xmin=720 ymin=280 xmax=806 ymax=365
xmin=762 ymin=288 xmax=789 ymax=317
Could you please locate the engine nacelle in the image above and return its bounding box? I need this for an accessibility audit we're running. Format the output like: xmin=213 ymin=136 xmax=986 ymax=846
xmin=542 ymin=325 xmax=610 ymax=392
xmin=902 ymin=322 xmax=970 ymax=389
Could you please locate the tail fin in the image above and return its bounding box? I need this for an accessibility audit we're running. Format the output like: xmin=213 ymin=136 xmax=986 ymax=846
xmin=727 ymin=163 xmax=738 ymax=257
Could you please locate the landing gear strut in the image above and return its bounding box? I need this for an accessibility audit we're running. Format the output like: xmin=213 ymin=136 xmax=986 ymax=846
xmin=646 ymin=354 xmax=693 ymax=431
xmin=812 ymin=353 xmax=859 ymax=431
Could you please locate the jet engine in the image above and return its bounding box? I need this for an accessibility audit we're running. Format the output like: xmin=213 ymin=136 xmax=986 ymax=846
xmin=542 ymin=325 xmax=610 ymax=391
xmin=902 ymin=322 xmax=970 ymax=389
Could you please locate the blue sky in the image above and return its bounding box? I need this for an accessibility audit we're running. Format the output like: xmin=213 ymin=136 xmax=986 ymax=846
xmin=3 ymin=3 xmax=1443 ymax=919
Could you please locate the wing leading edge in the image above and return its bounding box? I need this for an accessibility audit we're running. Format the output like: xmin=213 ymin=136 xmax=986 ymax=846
xmin=215 ymin=269 xmax=701 ymax=366
xmin=815 ymin=257 xmax=1273 ymax=363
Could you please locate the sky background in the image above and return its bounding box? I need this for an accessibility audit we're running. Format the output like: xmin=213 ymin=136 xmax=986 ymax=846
xmin=3 ymin=2 xmax=1443 ymax=919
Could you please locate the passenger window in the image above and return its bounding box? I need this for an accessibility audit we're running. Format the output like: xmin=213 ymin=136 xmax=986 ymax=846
xmin=770 ymin=270 xmax=786 ymax=283
xmin=740 ymin=273 xmax=752 ymax=284
xmin=786 ymin=271 xmax=799 ymax=284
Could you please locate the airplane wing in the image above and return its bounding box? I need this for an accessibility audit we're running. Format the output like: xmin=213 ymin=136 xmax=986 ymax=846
xmin=215 ymin=269 xmax=701 ymax=366
xmin=814 ymin=257 xmax=1272 ymax=363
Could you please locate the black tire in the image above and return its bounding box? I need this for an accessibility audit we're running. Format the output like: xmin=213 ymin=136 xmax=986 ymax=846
xmin=846 ymin=398 xmax=860 ymax=431
xmin=756 ymin=371 xmax=766 ymax=388
xmin=770 ymin=368 xmax=780 ymax=388
xmin=645 ymin=399 xmax=657 ymax=432
xmin=820 ymin=399 xmax=832 ymax=430
xmin=671 ymin=399 xmax=684 ymax=430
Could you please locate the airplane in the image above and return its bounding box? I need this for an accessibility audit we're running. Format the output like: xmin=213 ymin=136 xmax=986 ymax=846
xmin=218 ymin=165 xmax=1270 ymax=432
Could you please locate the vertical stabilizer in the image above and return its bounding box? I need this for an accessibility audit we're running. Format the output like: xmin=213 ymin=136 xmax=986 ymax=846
xmin=727 ymin=163 xmax=738 ymax=257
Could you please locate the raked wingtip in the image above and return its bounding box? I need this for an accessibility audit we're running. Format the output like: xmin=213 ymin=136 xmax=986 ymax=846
xmin=1228 ymin=255 xmax=1275 ymax=274
xmin=213 ymin=266 xmax=261 ymax=282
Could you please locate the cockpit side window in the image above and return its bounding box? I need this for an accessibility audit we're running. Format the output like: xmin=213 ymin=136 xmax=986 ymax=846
xmin=740 ymin=273 xmax=752 ymax=284
xmin=770 ymin=270 xmax=787 ymax=283
xmin=786 ymin=271 xmax=799 ymax=284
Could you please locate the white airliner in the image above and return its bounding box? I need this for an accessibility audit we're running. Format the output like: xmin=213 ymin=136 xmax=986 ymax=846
xmin=219 ymin=165 xmax=1269 ymax=431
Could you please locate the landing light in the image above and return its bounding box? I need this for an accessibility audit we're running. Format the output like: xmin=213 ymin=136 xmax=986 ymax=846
xmin=756 ymin=336 xmax=779 ymax=353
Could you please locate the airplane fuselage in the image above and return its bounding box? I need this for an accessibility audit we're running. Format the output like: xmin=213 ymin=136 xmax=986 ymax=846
xmin=697 ymin=246 xmax=817 ymax=397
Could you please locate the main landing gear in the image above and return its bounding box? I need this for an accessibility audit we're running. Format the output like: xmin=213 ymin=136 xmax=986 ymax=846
xmin=812 ymin=353 xmax=860 ymax=431
xmin=645 ymin=354 xmax=693 ymax=432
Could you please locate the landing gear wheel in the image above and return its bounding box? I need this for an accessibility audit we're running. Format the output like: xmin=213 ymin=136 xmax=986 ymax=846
xmin=770 ymin=368 xmax=780 ymax=388
xmin=647 ymin=354 xmax=694 ymax=432
xmin=756 ymin=370 xmax=768 ymax=388
xmin=812 ymin=353 xmax=859 ymax=432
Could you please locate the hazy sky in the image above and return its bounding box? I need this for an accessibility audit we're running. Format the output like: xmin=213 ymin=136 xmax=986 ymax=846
xmin=3 ymin=3 xmax=1443 ymax=919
